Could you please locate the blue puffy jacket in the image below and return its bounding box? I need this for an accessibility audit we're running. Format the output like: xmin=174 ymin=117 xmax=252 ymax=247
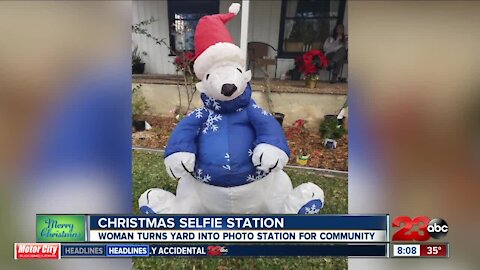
xmin=165 ymin=84 xmax=290 ymax=187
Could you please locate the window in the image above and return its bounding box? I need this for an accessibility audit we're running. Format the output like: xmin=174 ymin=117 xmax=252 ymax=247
xmin=278 ymin=0 xmax=346 ymax=58
xmin=167 ymin=0 xmax=219 ymax=53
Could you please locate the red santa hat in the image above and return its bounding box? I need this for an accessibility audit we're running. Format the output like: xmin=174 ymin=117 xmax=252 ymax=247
xmin=193 ymin=3 xmax=243 ymax=80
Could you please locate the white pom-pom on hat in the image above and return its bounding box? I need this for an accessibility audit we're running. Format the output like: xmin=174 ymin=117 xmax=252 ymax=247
xmin=229 ymin=3 xmax=241 ymax=15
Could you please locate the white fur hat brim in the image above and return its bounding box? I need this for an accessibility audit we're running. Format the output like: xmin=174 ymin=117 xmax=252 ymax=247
xmin=193 ymin=42 xmax=244 ymax=80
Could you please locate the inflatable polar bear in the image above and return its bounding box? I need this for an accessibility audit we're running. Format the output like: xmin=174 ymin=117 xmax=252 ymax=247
xmin=139 ymin=3 xmax=324 ymax=214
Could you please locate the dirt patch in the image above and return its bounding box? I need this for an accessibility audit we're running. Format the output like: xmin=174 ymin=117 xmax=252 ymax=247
xmin=132 ymin=116 xmax=176 ymax=149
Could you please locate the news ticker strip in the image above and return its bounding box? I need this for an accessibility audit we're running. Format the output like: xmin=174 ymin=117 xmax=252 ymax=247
xmin=391 ymin=243 xmax=449 ymax=258
xmin=36 ymin=214 xmax=388 ymax=243
xmin=14 ymin=243 xmax=388 ymax=259
xmin=15 ymin=243 xmax=449 ymax=259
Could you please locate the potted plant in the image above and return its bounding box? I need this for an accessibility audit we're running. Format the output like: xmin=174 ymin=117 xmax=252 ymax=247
xmin=296 ymin=152 xmax=310 ymax=166
xmin=302 ymin=49 xmax=329 ymax=88
xmin=305 ymin=73 xmax=320 ymax=88
xmin=132 ymin=46 xmax=147 ymax=74
xmin=132 ymin=84 xmax=150 ymax=131
xmin=319 ymin=115 xmax=347 ymax=149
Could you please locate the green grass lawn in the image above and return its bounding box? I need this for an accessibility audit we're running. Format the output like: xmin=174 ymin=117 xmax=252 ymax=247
xmin=132 ymin=150 xmax=348 ymax=270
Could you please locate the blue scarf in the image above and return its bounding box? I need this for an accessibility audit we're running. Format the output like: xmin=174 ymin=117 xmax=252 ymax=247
xmin=200 ymin=83 xmax=252 ymax=113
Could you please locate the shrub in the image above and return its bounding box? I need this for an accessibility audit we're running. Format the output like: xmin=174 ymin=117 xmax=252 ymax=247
xmin=319 ymin=116 xmax=347 ymax=140
xmin=132 ymin=84 xmax=148 ymax=120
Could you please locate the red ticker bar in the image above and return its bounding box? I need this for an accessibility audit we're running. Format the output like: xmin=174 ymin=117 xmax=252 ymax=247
xmin=420 ymin=244 xmax=448 ymax=257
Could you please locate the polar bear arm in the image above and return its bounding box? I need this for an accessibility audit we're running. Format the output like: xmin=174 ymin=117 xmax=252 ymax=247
xmin=165 ymin=108 xmax=208 ymax=157
xmin=246 ymin=100 xmax=290 ymax=157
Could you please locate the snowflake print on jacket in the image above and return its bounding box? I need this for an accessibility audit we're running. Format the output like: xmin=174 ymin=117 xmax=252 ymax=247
xmin=165 ymin=84 xmax=289 ymax=187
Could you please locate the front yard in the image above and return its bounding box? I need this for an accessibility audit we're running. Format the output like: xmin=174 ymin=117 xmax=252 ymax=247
xmin=132 ymin=115 xmax=348 ymax=171
xmin=132 ymin=150 xmax=348 ymax=270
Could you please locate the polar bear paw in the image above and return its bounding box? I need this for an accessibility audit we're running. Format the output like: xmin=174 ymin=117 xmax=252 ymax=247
xmin=164 ymin=152 xmax=196 ymax=180
xmin=283 ymin=182 xmax=325 ymax=214
xmin=252 ymin=143 xmax=289 ymax=172
xmin=138 ymin=188 xmax=176 ymax=214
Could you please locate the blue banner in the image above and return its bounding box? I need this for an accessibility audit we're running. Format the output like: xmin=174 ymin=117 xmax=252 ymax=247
xmin=60 ymin=244 xmax=387 ymax=257
xmin=149 ymin=244 xmax=387 ymax=257
xmin=89 ymin=215 xmax=387 ymax=230
xmin=105 ymin=244 xmax=150 ymax=257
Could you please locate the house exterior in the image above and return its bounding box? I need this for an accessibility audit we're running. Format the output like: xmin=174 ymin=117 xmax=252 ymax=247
xmin=132 ymin=0 xmax=347 ymax=79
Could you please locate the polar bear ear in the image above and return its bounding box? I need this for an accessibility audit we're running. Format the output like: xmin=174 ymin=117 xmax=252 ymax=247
xmin=244 ymin=70 xmax=252 ymax=82
xmin=196 ymin=81 xmax=204 ymax=92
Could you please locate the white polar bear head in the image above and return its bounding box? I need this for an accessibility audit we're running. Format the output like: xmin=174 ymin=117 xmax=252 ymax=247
xmin=192 ymin=3 xmax=249 ymax=102
xmin=196 ymin=60 xmax=252 ymax=101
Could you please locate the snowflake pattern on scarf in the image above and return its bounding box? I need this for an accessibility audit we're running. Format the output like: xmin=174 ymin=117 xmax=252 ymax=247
xmin=187 ymin=108 xmax=206 ymax=118
xmin=252 ymin=103 xmax=271 ymax=116
xmin=204 ymin=97 xmax=221 ymax=111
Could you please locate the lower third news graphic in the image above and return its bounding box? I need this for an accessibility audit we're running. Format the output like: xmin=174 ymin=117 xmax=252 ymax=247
xmin=14 ymin=214 xmax=450 ymax=259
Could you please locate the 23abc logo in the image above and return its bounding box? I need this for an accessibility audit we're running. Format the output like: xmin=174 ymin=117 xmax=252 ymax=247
xmin=207 ymin=246 xmax=228 ymax=256
xmin=392 ymin=216 xmax=448 ymax=241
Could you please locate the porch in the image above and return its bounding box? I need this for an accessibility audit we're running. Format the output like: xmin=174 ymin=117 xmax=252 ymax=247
xmin=132 ymin=0 xmax=348 ymax=79
xmin=133 ymin=74 xmax=347 ymax=129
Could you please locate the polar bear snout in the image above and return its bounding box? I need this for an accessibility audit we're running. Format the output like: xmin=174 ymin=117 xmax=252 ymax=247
xmin=198 ymin=63 xmax=251 ymax=101
xmin=221 ymin=83 xmax=237 ymax=97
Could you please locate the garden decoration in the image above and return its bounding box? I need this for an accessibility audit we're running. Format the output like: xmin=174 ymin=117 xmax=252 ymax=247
xmin=296 ymin=155 xmax=310 ymax=166
xmin=139 ymin=3 xmax=324 ymax=214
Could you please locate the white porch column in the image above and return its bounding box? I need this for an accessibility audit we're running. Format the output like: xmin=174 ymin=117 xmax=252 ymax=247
xmin=240 ymin=0 xmax=250 ymax=67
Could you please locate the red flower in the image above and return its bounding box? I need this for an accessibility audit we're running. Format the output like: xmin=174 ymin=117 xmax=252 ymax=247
xmin=174 ymin=51 xmax=195 ymax=72
xmin=290 ymin=50 xmax=329 ymax=79
xmin=174 ymin=56 xmax=183 ymax=66
xmin=294 ymin=119 xmax=305 ymax=128
xmin=300 ymin=50 xmax=329 ymax=78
